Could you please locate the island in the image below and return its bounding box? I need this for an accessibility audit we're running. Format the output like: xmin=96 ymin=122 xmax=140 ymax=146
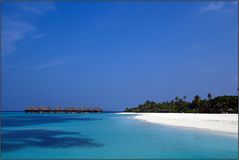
xmin=122 ymin=93 xmax=238 ymax=133
xmin=125 ymin=94 xmax=238 ymax=113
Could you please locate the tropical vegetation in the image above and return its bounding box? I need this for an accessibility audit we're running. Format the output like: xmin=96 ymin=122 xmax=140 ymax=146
xmin=125 ymin=93 xmax=238 ymax=113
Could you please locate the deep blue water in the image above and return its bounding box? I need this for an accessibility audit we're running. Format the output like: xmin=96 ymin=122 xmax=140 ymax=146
xmin=1 ymin=112 xmax=238 ymax=159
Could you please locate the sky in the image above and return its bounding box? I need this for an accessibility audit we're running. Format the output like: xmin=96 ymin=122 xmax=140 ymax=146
xmin=2 ymin=1 xmax=238 ymax=111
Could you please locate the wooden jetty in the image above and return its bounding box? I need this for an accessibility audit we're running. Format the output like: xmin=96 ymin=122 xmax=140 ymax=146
xmin=24 ymin=106 xmax=103 ymax=113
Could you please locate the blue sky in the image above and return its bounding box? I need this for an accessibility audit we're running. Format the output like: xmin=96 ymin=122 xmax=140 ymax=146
xmin=2 ymin=1 xmax=238 ymax=111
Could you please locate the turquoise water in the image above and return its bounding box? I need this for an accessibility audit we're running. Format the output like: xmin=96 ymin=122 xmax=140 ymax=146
xmin=2 ymin=112 xmax=238 ymax=159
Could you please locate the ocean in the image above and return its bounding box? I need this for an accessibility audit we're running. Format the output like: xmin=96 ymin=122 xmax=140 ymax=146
xmin=1 ymin=112 xmax=238 ymax=159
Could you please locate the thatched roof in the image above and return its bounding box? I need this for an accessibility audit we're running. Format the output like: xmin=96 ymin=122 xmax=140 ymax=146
xmin=25 ymin=106 xmax=103 ymax=113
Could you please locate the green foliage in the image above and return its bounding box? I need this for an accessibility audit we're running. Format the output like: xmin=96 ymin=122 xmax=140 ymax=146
xmin=124 ymin=95 xmax=238 ymax=113
xmin=207 ymin=93 xmax=212 ymax=100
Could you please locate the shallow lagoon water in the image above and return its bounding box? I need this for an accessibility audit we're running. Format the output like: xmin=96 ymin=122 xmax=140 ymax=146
xmin=2 ymin=112 xmax=238 ymax=159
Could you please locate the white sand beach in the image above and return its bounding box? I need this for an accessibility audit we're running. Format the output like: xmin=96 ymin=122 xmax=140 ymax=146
xmin=118 ymin=113 xmax=238 ymax=134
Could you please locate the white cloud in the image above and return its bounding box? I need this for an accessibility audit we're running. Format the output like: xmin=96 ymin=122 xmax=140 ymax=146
xmin=3 ymin=20 xmax=35 ymax=54
xmin=200 ymin=2 xmax=224 ymax=12
xmin=2 ymin=2 xmax=56 ymax=54
xmin=31 ymin=33 xmax=47 ymax=40
xmin=19 ymin=2 xmax=56 ymax=15
xmin=36 ymin=60 xmax=63 ymax=69
xmin=32 ymin=55 xmax=79 ymax=70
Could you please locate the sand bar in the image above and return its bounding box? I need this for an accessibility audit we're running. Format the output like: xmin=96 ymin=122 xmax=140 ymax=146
xmin=117 ymin=112 xmax=238 ymax=134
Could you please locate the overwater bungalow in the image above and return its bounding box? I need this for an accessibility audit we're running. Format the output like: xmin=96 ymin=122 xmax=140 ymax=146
xmin=24 ymin=106 xmax=103 ymax=113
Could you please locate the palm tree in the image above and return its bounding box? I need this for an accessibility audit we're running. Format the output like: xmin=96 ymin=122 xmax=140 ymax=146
xmin=193 ymin=95 xmax=201 ymax=106
xmin=207 ymin=93 xmax=212 ymax=100
xmin=175 ymin=96 xmax=179 ymax=102
xmin=183 ymin=96 xmax=187 ymax=102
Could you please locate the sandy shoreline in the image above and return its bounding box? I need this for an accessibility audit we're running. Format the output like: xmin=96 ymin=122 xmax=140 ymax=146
xmin=117 ymin=112 xmax=238 ymax=134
